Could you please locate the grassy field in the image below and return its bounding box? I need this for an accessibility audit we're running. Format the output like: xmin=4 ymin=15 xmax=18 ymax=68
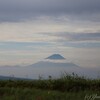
xmin=0 ymin=73 xmax=100 ymax=100
xmin=0 ymin=87 xmax=99 ymax=100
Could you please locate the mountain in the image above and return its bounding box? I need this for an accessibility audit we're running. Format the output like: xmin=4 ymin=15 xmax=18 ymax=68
xmin=46 ymin=54 xmax=65 ymax=60
xmin=0 ymin=54 xmax=83 ymax=79
xmin=30 ymin=54 xmax=78 ymax=68
xmin=0 ymin=54 xmax=97 ymax=79
xmin=28 ymin=54 xmax=81 ymax=78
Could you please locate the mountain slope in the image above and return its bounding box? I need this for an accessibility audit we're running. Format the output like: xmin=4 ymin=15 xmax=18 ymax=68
xmin=30 ymin=61 xmax=79 ymax=68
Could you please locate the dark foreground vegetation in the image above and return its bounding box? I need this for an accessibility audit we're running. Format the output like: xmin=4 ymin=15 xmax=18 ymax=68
xmin=0 ymin=73 xmax=100 ymax=100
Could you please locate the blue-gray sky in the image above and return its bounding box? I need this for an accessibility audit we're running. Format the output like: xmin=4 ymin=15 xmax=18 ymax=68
xmin=0 ymin=0 xmax=100 ymax=68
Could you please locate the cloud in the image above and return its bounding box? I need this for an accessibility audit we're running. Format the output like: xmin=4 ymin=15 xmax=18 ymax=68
xmin=0 ymin=0 xmax=100 ymax=22
xmin=0 ymin=0 xmax=100 ymax=13
xmin=0 ymin=16 xmax=100 ymax=44
xmin=56 ymin=32 xmax=100 ymax=42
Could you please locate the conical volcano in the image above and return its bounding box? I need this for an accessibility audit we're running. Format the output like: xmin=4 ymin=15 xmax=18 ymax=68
xmin=29 ymin=54 xmax=80 ymax=79
xmin=46 ymin=54 xmax=65 ymax=60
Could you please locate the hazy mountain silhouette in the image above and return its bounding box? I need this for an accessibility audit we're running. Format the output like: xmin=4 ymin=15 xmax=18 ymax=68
xmin=30 ymin=61 xmax=79 ymax=68
xmin=0 ymin=75 xmax=30 ymax=80
xmin=30 ymin=54 xmax=79 ymax=68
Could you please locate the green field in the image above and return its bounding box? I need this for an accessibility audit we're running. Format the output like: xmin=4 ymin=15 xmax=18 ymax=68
xmin=0 ymin=73 xmax=100 ymax=100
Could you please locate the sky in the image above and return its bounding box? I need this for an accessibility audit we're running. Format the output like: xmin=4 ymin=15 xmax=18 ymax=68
xmin=0 ymin=0 xmax=100 ymax=68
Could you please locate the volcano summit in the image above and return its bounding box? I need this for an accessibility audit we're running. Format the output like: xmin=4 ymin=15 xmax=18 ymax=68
xmin=46 ymin=54 xmax=65 ymax=60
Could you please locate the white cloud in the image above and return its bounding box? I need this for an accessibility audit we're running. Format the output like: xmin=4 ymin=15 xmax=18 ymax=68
xmin=0 ymin=16 xmax=100 ymax=43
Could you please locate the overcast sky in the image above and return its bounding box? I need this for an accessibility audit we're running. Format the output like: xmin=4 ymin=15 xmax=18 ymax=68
xmin=0 ymin=0 xmax=100 ymax=68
